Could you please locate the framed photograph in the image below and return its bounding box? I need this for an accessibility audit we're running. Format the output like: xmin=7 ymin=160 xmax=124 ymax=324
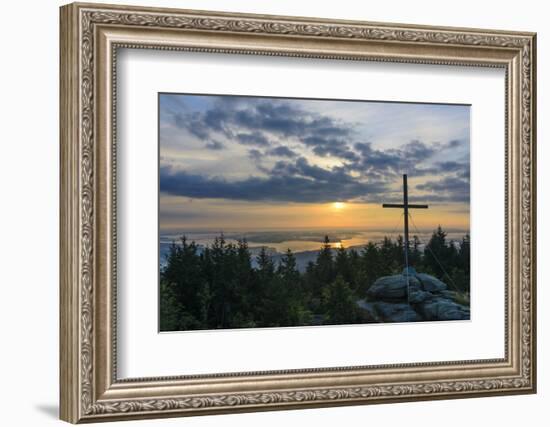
xmin=60 ymin=2 xmax=537 ymax=423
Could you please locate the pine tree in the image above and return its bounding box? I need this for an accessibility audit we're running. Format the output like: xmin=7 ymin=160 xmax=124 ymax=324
xmin=277 ymin=249 xmax=311 ymax=325
xmin=379 ymin=237 xmax=398 ymax=275
xmin=424 ymin=225 xmax=449 ymax=280
xmin=160 ymin=237 xmax=210 ymax=330
xmin=359 ymin=242 xmax=381 ymax=294
xmin=233 ymin=239 xmax=254 ymax=326
xmin=278 ymin=249 xmax=300 ymax=282
xmin=315 ymin=235 xmax=334 ymax=286
xmin=323 ymin=275 xmax=358 ymax=325
xmin=453 ymin=234 xmax=470 ymax=292
xmin=458 ymin=234 xmax=470 ymax=275
xmin=410 ymin=235 xmax=422 ymax=267
xmin=256 ymin=246 xmax=274 ymax=278
xmin=335 ymin=245 xmax=352 ymax=286
xmin=347 ymin=248 xmax=361 ymax=292
xmin=159 ymin=280 xmax=180 ymax=331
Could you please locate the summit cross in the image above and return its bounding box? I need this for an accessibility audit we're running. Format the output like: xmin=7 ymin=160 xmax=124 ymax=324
xmin=382 ymin=174 xmax=428 ymax=270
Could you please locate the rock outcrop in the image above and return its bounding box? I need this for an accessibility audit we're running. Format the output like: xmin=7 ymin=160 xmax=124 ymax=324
xmin=358 ymin=267 xmax=469 ymax=323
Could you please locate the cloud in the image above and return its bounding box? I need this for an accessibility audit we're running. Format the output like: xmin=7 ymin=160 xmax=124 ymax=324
xmin=236 ymin=132 xmax=271 ymax=146
xmin=435 ymin=161 xmax=467 ymax=172
xmin=401 ymin=140 xmax=437 ymax=160
xmin=160 ymin=161 xmax=389 ymax=204
xmin=165 ymin=96 xmax=469 ymax=175
xmin=303 ymin=136 xmax=359 ymax=161
xmin=446 ymin=139 xmax=463 ymax=149
xmin=416 ymin=176 xmax=470 ymax=203
xmin=248 ymin=149 xmax=263 ymax=162
xmin=349 ymin=140 xmax=470 ymax=180
xmin=353 ymin=142 xmax=403 ymax=175
xmin=167 ymin=97 xmax=359 ymax=162
xmin=232 ymin=102 xmax=306 ymax=136
xmin=205 ymin=140 xmax=225 ymax=150
xmin=160 ymin=95 xmax=470 ymax=205
xmin=174 ymin=112 xmax=211 ymax=139
xmin=268 ymin=146 xmax=297 ymax=158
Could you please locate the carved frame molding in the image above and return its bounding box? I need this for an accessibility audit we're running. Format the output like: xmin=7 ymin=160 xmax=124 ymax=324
xmin=60 ymin=2 xmax=536 ymax=423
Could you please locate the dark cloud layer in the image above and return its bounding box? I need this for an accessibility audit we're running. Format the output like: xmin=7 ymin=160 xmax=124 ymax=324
xmin=169 ymin=97 xmax=354 ymax=157
xmin=269 ymin=146 xmax=297 ymax=158
xmin=416 ymin=176 xmax=470 ymax=203
xmin=160 ymin=162 xmax=388 ymax=204
xmin=205 ymin=140 xmax=225 ymax=150
xmin=163 ymin=96 xmax=469 ymax=204
xmin=236 ymin=132 xmax=271 ymax=146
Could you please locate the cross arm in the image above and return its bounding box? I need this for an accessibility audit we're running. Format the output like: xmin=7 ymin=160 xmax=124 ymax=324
xmin=382 ymin=203 xmax=428 ymax=209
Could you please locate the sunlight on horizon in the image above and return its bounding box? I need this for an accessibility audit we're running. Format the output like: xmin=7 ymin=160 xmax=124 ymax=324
xmin=160 ymin=197 xmax=469 ymax=233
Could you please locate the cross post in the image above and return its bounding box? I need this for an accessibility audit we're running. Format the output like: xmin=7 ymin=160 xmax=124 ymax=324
xmin=382 ymin=174 xmax=428 ymax=270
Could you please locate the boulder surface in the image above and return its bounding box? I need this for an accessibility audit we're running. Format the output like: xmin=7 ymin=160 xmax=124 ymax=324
xmin=358 ymin=268 xmax=469 ymax=323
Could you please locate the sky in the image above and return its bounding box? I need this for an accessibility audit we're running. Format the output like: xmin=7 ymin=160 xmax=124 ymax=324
xmin=159 ymin=93 xmax=470 ymax=234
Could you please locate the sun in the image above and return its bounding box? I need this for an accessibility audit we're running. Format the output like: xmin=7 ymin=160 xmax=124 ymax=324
xmin=332 ymin=202 xmax=345 ymax=210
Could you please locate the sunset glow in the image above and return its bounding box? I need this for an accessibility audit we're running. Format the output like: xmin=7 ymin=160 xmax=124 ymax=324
xmin=159 ymin=93 xmax=470 ymax=244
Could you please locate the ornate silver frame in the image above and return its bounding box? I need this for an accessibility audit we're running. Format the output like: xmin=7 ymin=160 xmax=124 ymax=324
xmin=60 ymin=2 xmax=537 ymax=423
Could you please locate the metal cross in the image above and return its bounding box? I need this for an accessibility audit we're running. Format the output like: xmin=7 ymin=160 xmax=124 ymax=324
xmin=382 ymin=174 xmax=428 ymax=270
